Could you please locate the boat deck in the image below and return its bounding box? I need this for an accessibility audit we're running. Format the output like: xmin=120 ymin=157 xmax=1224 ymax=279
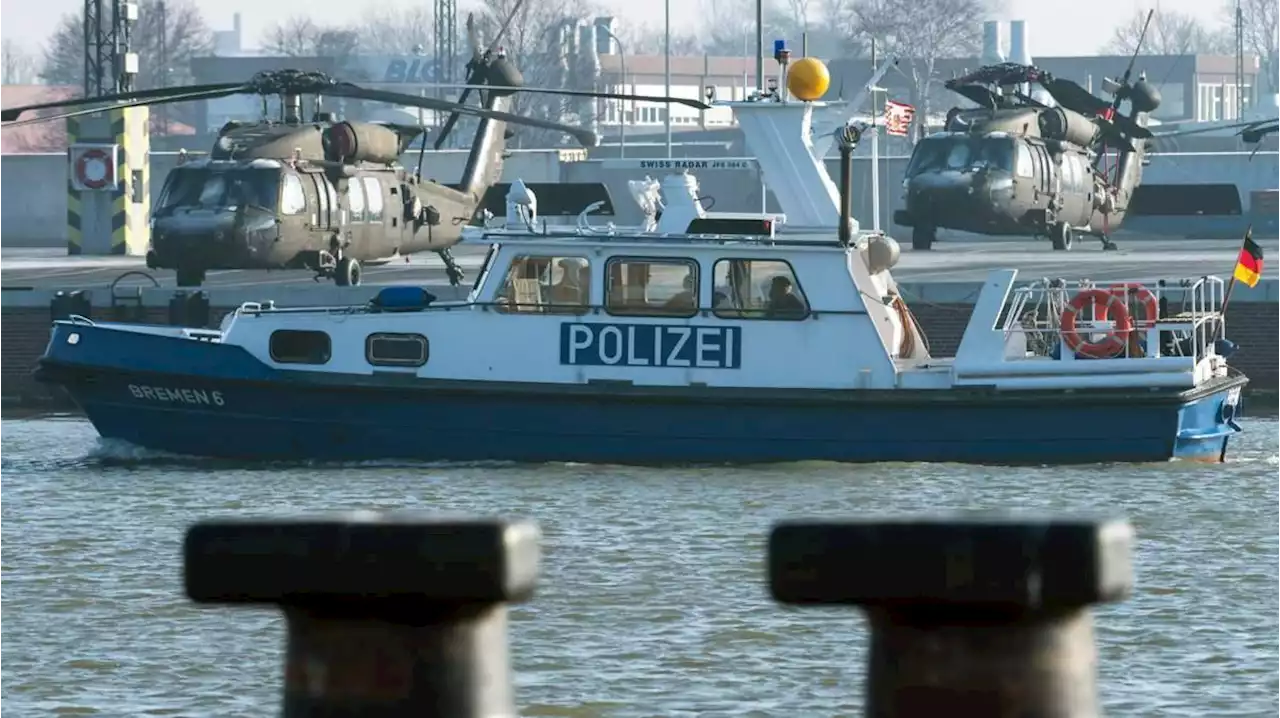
xmin=2 ymin=236 xmax=1276 ymax=291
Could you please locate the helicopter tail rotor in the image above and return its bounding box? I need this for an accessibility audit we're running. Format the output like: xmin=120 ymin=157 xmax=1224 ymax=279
xmin=433 ymin=1 xmax=526 ymax=150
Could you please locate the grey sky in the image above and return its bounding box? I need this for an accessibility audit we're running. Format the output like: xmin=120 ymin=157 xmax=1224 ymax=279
xmin=0 ymin=0 xmax=1245 ymax=60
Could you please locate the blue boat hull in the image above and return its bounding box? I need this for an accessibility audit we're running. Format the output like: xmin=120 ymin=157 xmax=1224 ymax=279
xmin=36 ymin=324 xmax=1247 ymax=465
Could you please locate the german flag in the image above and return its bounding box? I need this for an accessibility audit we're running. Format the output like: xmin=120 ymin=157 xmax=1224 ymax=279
xmin=1233 ymin=228 xmax=1264 ymax=288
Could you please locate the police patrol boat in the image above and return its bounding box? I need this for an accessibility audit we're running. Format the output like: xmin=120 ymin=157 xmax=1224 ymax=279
xmin=35 ymin=122 xmax=1248 ymax=465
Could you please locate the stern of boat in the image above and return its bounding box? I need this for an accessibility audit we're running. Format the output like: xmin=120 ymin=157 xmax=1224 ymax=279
xmin=1172 ymin=378 xmax=1247 ymax=462
xmin=947 ymin=271 xmax=1252 ymax=462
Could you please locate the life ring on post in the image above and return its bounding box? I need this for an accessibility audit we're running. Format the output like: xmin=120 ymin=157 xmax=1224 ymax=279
xmin=1108 ymin=282 xmax=1158 ymax=357
xmin=1060 ymin=288 xmax=1133 ymax=359
xmin=75 ymin=148 xmax=112 ymax=190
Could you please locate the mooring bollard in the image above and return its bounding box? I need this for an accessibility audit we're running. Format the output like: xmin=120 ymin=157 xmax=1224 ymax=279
xmin=769 ymin=517 xmax=1134 ymax=717
xmin=184 ymin=512 xmax=541 ymax=718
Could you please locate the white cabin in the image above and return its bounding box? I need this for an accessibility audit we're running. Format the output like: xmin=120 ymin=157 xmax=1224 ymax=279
xmin=172 ymin=226 xmax=1234 ymax=396
xmin=214 ymin=231 xmax=925 ymax=391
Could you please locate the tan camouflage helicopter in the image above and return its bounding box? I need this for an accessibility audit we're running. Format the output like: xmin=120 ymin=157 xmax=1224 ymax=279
xmin=1 ymin=5 xmax=708 ymax=287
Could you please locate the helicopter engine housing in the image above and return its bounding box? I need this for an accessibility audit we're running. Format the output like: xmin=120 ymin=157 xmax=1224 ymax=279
xmin=1038 ymin=107 xmax=1099 ymax=148
xmin=324 ymin=121 xmax=404 ymax=165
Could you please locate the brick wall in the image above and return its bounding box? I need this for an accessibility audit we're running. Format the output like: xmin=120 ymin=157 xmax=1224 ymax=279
xmin=3 ymin=300 xmax=1276 ymax=412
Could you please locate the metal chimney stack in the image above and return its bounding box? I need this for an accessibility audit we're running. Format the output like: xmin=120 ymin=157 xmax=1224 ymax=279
xmin=1009 ymin=21 xmax=1030 ymax=65
xmin=981 ymin=21 xmax=1006 ymax=66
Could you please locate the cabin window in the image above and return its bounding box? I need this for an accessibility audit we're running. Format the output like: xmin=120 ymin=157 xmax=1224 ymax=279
xmin=1059 ymin=155 xmax=1075 ymax=191
xmin=269 ymin=329 xmax=331 ymax=365
xmin=1015 ymin=143 xmax=1034 ymax=178
xmin=326 ymin=181 xmax=340 ymax=220
xmin=605 ymin=257 xmax=699 ymax=318
xmin=308 ymin=174 xmax=330 ymax=227
xmin=347 ymin=180 xmax=366 ymax=222
xmin=280 ymin=174 xmax=307 ymax=215
xmin=494 ymin=254 xmax=591 ymax=315
xmin=366 ymin=332 xmax=429 ymax=367
xmin=712 ymin=259 xmax=810 ymax=320
xmin=362 ymin=177 xmax=385 ymax=222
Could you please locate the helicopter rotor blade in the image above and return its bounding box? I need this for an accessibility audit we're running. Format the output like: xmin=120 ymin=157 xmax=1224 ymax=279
xmin=419 ymin=83 xmax=712 ymax=110
xmin=1 ymin=82 xmax=245 ymax=123
xmin=466 ymin=13 xmax=482 ymax=61
xmin=484 ymin=0 xmax=526 ymax=56
xmin=324 ymin=83 xmax=598 ymax=147
xmin=1 ymin=86 xmax=248 ymax=129
xmin=1149 ymin=117 xmax=1280 ymax=140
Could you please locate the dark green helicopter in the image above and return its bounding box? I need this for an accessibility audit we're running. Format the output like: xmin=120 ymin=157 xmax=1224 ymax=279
xmin=0 ymin=6 xmax=709 ymax=287
xmin=894 ymin=10 xmax=1278 ymax=252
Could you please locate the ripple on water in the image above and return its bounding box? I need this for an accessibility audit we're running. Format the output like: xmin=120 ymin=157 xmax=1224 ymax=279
xmin=1 ymin=416 xmax=1277 ymax=716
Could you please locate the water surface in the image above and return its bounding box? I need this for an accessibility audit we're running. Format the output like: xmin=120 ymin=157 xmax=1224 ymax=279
xmin=3 ymin=417 xmax=1277 ymax=716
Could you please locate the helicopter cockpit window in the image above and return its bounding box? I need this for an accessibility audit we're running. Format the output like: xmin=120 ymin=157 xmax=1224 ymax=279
xmin=280 ymin=174 xmax=307 ymax=215
xmin=906 ymin=136 xmax=1017 ymax=177
xmin=1015 ymin=143 xmax=1034 ymax=178
xmin=977 ymin=139 xmax=1015 ymax=172
xmin=156 ymin=167 xmax=281 ymax=214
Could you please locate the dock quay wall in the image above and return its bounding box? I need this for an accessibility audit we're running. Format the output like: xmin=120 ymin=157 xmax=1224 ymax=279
xmin=4 ymin=150 xmax=1276 ymax=247
xmin=3 ymin=280 xmax=1275 ymax=413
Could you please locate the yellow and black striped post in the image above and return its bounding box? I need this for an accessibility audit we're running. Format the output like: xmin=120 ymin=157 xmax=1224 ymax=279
xmin=65 ymin=107 xmax=150 ymax=256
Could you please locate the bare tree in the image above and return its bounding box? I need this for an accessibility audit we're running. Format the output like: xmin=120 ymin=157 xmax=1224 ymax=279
xmin=40 ymin=0 xmax=211 ymax=90
xmin=699 ymin=0 xmax=760 ymax=56
xmin=769 ymin=0 xmax=863 ymax=58
xmin=853 ymin=0 xmax=990 ymax=140
xmin=38 ymin=0 xmax=211 ymax=132
xmin=356 ymin=7 xmax=435 ymax=56
xmin=2 ymin=39 xmax=38 ymax=84
xmin=1231 ymin=0 xmax=1279 ymax=94
xmin=1104 ymin=9 xmax=1230 ymax=55
xmin=612 ymin=23 xmax=702 ymax=57
xmin=260 ymin=16 xmax=360 ymax=60
xmin=470 ymin=0 xmax=597 ymax=147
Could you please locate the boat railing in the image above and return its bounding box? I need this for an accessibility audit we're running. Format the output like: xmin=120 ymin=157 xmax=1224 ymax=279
xmin=998 ymin=277 xmax=1228 ymax=363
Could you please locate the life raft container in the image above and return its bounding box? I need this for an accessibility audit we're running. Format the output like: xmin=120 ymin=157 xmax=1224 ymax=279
xmin=1060 ymin=288 xmax=1134 ymax=359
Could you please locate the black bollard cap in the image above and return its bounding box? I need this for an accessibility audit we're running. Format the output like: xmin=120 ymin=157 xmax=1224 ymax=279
xmin=184 ymin=512 xmax=540 ymax=606
xmin=769 ymin=517 xmax=1133 ymax=610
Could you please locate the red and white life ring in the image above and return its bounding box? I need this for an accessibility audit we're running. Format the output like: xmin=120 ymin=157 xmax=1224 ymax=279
xmin=1061 ymin=288 xmax=1133 ymax=359
xmin=1108 ymin=283 xmax=1158 ymax=327
xmin=1108 ymin=282 xmax=1158 ymax=357
xmin=74 ymin=148 xmax=112 ymax=190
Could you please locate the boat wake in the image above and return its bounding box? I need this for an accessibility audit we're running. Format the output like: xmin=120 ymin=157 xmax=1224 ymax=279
xmin=84 ymin=438 xmax=523 ymax=471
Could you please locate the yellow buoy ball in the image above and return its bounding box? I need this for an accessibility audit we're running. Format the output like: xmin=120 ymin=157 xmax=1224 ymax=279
xmin=787 ymin=57 xmax=830 ymax=102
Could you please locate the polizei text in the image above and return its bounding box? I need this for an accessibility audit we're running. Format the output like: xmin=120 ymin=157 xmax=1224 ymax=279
xmin=129 ymin=384 xmax=225 ymax=406
xmin=559 ymin=323 xmax=742 ymax=369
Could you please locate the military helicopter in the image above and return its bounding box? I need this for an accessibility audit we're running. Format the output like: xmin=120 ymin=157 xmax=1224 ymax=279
xmin=893 ymin=10 xmax=1277 ymax=252
xmin=0 ymin=7 xmax=709 ymax=287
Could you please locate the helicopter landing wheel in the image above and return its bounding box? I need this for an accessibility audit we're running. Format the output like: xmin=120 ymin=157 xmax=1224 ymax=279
xmin=911 ymin=226 xmax=936 ymax=251
xmin=1049 ymin=222 xmax=1073 ymax=251
xmin=335 ymin=257 xmax=362 ymax=287
xmin=176 ymin=267 xmax=205 ymax=287
xmin=1101 ymin=236 xmax=1119 ymax=251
